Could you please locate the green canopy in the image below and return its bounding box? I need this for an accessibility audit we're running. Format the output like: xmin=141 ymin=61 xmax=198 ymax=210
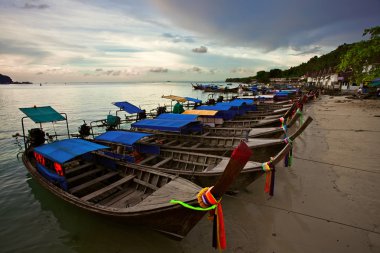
xmin=368 ymin=81 xmax=380 ymax=88
xmin=19 ymin=106 xmax=66 ymax=123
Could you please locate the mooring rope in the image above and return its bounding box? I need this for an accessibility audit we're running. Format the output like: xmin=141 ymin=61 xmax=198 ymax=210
xmin=252 ymin=203 xmax=380 ymax=235
xmin=293 ymin=156 xmax=380 ymax=175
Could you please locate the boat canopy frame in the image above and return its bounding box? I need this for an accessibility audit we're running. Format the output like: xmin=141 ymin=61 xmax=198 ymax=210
xmin=161 ymin=95 xmax=202 ymax=112
xmin=19 ymin=106 xmax=70 ymax=150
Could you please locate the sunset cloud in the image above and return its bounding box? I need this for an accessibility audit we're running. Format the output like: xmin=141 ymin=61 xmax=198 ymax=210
xmin=192 ymin=46 xmax=207 ymax=53
xmin=0 ymin=0 xmax=377 ymax=82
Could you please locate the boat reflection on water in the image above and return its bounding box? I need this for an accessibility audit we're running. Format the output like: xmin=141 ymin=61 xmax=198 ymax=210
xmin=26 ymin=178 xmax=184 ymax=253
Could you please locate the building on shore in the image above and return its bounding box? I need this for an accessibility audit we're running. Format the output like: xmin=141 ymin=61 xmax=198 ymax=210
xmin=305 ymin=68 xmax=358 ymax=92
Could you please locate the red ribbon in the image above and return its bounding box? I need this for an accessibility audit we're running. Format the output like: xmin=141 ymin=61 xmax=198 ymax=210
xmin=204 ymin=187 xmax=226 ymax=250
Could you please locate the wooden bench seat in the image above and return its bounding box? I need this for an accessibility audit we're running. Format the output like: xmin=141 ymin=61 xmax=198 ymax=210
xmin=65 ymin=162 xmax=94 ymax=175
xmin=152 ymin=157 xmax=172 ymax=168
xmin=80 ymin=174 xmax=136 ymax=201
xmin=164 ymin=140 xmax=177 ymax=146
xmin=69 ymin=171 xmax=118 ymax=194
xmin=66 ymin=168 xmax=103 ymax=184
xmin=138 ymin=155 xmax=158 ymax=165
xmin=133 ymin=178 xmax=159 ymax=191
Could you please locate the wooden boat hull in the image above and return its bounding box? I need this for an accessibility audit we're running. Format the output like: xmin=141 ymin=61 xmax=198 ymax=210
xmin=205 ymin=126 xmax=285 ymax=138
xmin=160 ymin=140 xmax=285 ymax=163
xmin=235 ymin=107 xmax=290 ymax=119
xmin=220 ymin=117 xmax=284 ymax=128
xmin=22 ymin=152 xmax=205 ymax=239
xmin=140 ymin=117 xmax=312 ymax=164
xmin=184 ymin=171 xmax=262 ymax=192
xmin=140 ymin=144 xmax=292 ymax=191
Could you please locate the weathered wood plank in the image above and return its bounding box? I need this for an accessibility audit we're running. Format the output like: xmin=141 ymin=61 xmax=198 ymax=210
xmin=100 ymin=188 xmax=135 ymax=206
xmin=65 ymin=162 xmax=94 ymax=175
xmin=81 ymin=174 xmax=136 ymax=201
xmin=138 ymin=155 xmax=158 ymax=165
xmin=152 ymin=157 xmax=172 ymax=168
xmin=70 ymin=171 xmax=118 ymax=194
xmin=66 ymin=168 xmax=103 ymax=183
xmin=191 ymin=143 xmax=202 ymax=148
xmin=172 ymin=158 xmax=212 ymax=167
xmin=165 ymin=140 xmax=177 ymax=146
xmin=111 ymin=191 xmax=144 ymax=208
xmin=133 ymin=178 xmax=159 ymax=191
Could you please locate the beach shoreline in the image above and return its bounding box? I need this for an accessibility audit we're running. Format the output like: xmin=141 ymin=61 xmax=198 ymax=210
xmin=181 ymin=95 xmax=380 ymax=252
xmin=214 ymin=95 xmax=380 ymax=252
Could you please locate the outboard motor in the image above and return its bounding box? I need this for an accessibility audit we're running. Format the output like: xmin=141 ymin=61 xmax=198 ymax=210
xmin=156 ymin=106 xmax=167 ymax=116
xmin=78 ymin=121 xmax=91 ymax=138
xmin=206 ymin=98 xmax=216 ymax=105
xmin=137 ymin=110 xmax=147 ymax=120
xmin=28 ymin=128 xmax=45 ymax=147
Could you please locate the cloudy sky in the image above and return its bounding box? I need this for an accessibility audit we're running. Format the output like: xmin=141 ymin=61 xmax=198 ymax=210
xmin=0 ymin=0 xmax=379 ymax=82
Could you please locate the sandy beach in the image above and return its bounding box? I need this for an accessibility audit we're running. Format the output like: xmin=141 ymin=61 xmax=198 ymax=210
xmin=219 ymin=95 xmax=380 ymax=252
xmin=181 ymin=95 xmax=380 ymax=253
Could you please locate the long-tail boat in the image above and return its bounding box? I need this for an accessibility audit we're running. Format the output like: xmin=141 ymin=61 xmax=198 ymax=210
xmin=17 ymin=105 xmax=252 ymax=241
xmin=216 ymin=100 xmax=302 ymax=129
xmin=134 ymin=116 xmax=312 ymax=162
xmin=94 ymin=131 xmax=293 ymax=191
xmin=205 ymin=108 xmax=303 ymax=138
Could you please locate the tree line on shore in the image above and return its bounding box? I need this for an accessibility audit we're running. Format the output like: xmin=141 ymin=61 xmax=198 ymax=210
xmin=226 ymin=26 xmax=380 ymax=84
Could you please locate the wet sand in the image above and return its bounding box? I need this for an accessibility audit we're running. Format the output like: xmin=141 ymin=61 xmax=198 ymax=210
xmin=183 ymin=95 xmax=380 ymax=252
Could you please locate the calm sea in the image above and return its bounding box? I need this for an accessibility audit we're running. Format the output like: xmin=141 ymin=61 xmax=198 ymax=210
xmin=0 ymin=82 xmax=241 ymax=253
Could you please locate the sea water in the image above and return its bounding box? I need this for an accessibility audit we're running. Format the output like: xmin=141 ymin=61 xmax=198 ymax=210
xmin=0 ymin=82 xmax=235 ymax=253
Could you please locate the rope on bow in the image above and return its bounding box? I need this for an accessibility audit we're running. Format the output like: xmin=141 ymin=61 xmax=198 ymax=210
xmin=170 ymin=186 xmax=226 ymax=250
xmin=262 ymin=159 xmax=275 ymax=196
xmin=284 ymin=137 xmax=293 ymax=167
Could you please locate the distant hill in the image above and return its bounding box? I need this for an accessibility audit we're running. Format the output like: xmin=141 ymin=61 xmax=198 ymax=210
xmin=0 ymin=74 xmax=13 ymax=84
xmin=0 ymin=73 xmax=32 ymax=84
xmin=226 ymin=43 xmax=355 ymax=83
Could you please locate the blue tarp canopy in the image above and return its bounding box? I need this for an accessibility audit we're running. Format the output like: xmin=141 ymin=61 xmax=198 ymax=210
xmin=234 ymin=98 xmax=254 ymax=105
xmin=95 ymin=131 xmax=152 ymax=146
xmin=184 ymin=97 xmax=202 ymax=103
xmin=197 ymin=105 xmax=232 ymax=111
xmin=34 ymin=139 xmax=108 ymax=164
xmin=132 ymin=119 xmax=201 ymax=133
xmin=156 ymin=113 xmax=198 ymax=121
xmin=113 ymin=101 xmax=143 ymax=114
xmin=215 ymin=99 xmax=256 ymax=116
xmin=216 ymin=99 xmax=254 ymax=107
xmin=19 ymin=106 xmax=66 ymax=123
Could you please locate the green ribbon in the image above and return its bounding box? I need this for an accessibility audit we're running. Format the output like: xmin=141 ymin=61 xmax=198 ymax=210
xmin=170 ymin=199 xmax=216 ymax=211
xmin=296 ymin=108 xmax=304 ymax=125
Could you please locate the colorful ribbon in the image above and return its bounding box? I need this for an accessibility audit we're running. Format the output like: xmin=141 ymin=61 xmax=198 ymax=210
xmin=171 ymin=186 xmax=226 ymax=250
xmin=280 ymin=117 xmax=288 ymax=137
xmin=262 ymin=161 xmax=275 ymax=196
